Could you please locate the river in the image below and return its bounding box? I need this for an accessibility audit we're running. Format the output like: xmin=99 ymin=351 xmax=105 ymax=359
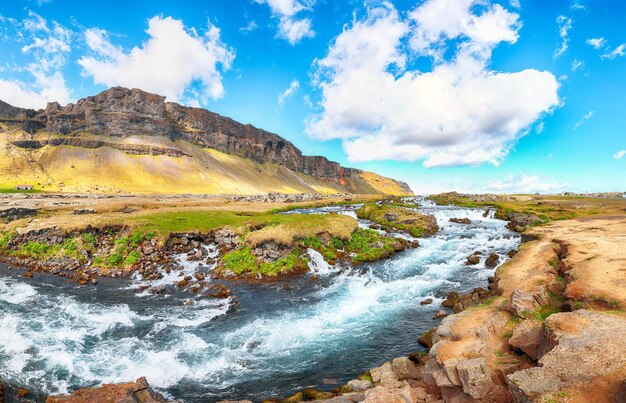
xmin=0 ymin=198 xmax=519 ymax=402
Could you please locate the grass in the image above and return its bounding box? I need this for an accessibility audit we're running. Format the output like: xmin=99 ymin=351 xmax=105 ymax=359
xmin=356 ymin=202 xmax=437 ymax=237
xmin=221 ymin=246 xmax=308 ymax=276
xmin=0 ymin=188 xmax=42 ymax=194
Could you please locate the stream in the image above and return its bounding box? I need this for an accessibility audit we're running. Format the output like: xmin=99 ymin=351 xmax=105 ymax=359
xmin=0 ymin=198 xmax=519 ymax=402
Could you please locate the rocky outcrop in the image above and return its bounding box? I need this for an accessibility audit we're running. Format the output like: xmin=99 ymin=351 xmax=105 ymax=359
xmin=0 ymin=207 xmax=38 ymax=223
xmin=507 ymin=310 xmax=626 ymax=402
xmin=1 ymin=87 xmax=412 ymax=193
xmin=46 ymin=377 xmax=172 ymax=402
xmin=12 ymin=138 xmax=189 ymax=157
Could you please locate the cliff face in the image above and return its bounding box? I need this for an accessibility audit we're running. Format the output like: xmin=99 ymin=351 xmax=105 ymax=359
xmin=0 ymin=87 xmax=413 ymax=195
xmin=0 ymin=87 xmax=412 ymax=194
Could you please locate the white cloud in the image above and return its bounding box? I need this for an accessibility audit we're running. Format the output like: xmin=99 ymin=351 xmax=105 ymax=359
xmin=277 ymin=79 xmax=299 ymax=108
xmin=586 ymin=37 xmax=606 ymax=49
xmin=240 ymin=20 xmax=258 ymax=33
xmin=306 ymin=1 xmax=559 ymax=168
xmin=554 ymin=15 xmax=573 ymax=58
xmin=586 ymin=37 xmax=625 ymax=60
xmin=573 ymin=110 xmax=594 ymax=130
xmin=613 ymin=149 xmax=626 ymax=160
xmin=535 ymin=121 xmax=545 ymax=134
xmin=571 ymin=59 xmax=583 ymax=71
xmin=78 ymin=16 xmax=235 ymax=104
xmin=0 ymin=11 xmax=72 ymax=108
xmin=255 ymin=0 xmax=315 ymax=44
xmin=510 ymin=0 xmax=521 ymax=9
xmin=485 ymin=174 xmax=569 ymax=194
xmin=601 ymin=43 xmax=625 ymax=60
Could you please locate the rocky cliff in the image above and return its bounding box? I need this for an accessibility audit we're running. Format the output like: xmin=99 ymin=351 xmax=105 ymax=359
xmin=0 ymin=87 xmax=412 ymax=195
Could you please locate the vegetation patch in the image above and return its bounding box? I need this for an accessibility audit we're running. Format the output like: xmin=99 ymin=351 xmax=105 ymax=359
xmin=221 ymin=246 xmax=308 ymax=277
xmin=356 ymin=202 xmax=438 ymax=237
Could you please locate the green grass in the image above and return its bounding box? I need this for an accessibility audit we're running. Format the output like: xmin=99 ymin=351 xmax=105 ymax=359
xmin=0 ymin=188 xmax=42 ymax=194
xmin=221 ymin=246 xmax=307 ymax=276
xmin=356 ymin=203 xmax=437 ymax=237
xmin=0 ymin=231 xmax=13 ymax=250
xmin=123 ymin=250 xmax=142 ymax=267
xmin=129 ymin=210 xmax=259 ymax=236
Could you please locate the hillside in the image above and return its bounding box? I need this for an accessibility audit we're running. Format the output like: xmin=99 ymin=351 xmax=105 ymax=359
xmin=0 ymin=87 xmax=412 ymax=195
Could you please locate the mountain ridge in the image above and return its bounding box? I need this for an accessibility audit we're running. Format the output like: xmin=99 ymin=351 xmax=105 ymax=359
xmin=0 ymin=87 xmax=412 ymax=195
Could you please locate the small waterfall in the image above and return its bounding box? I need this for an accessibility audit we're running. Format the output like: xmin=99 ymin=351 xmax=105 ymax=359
xmin=307 ymin=248 xmax=335 ymax=275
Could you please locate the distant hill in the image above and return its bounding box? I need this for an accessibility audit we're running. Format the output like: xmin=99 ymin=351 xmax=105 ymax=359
xmin=0 ymin=87 xmax=412 ymax=195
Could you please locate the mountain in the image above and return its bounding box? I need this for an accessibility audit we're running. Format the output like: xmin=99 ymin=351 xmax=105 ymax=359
xmin=0 ymin=87 xmax=412 ymax=195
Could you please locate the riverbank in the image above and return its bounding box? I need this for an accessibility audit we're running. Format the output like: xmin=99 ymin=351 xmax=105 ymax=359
xmin=268 ymin=194 xmax=626 ymax=402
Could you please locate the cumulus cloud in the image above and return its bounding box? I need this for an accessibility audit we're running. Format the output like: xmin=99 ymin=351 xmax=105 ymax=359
xmin=554 ymin=15 xmax=573 ymax=58
xmin=306 ymin=0 xmax=559 ymax=168
xmin=0 ymin=11 xmax=72 ymax=108
xmin=573 ymin=110 xmax=594 ymax=130
xmin=485 ymin=174 xmax=569 ymax=194
xmin=79 ymin=16 xmax=235 ymax=104
xmin=240 ymin=20 xmax=258 ymax=33
xmin=276 ymin=79 xmax=299 ymax=108
xmin=255 ymin=0 xmax=315 ymax=44
xmin=613 ymin=150 xmax=626 ymax=160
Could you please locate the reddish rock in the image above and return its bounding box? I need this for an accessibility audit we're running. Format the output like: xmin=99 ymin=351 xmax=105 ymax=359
xmin=508 ymin=320 xmax=543 ymax=360
xmin=46 ymin=377 xmax=171 ymax=403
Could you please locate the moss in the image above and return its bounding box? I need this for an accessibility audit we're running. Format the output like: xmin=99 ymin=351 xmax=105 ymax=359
xmin=106 ymin=252 xmax=124 ymax=266
xmin=82 ymin=233 xmax=97 ymax=247
xmin=0 ymin=231 xmax=13 ymax=250
xmin=356 ymin=203 xmax=437 ymax=237
xmin=123 ymin=250 xmax=142 ymax=267
xmin=221 ymin=246 xmax=307 ymax=276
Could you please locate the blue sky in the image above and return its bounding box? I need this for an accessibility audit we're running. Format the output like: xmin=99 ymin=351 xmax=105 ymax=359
xmin=0 ymin=0 xmax=624 ymax=193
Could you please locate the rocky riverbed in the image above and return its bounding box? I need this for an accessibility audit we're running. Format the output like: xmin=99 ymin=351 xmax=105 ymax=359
xmin=0 ymin=198 xmax=521 ymax=402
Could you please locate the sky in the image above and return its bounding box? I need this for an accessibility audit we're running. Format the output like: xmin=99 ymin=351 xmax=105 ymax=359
xmin=0 ymin=0 xmax=624 ymax=194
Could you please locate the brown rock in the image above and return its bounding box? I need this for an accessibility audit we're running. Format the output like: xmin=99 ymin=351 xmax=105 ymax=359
xmin=391 ymin=357 xmax=422 ymax=380
xmin=16 ymin=388 xmax=29 ymax=398
xmin=508 ymin=320 xmax=543 ymax=360
xmin=465 ymin=254 xmax=480 ymax=265
xmin=484 ymin=252 xmax=499 ymax=268
xmin=418 ymin=328 xmax=436 ymax=349
xmin=370 ymin=362 xmax=399 ymax=384
xmin=420 ymin=298 xmax=433 ymax=305
xmin=46 ymin=377 xmax=171 ymax=402
xmin=456 ymin=358 xmax=494 ymax=399
xmin=449 ymin=218 xmax=471 ymax=224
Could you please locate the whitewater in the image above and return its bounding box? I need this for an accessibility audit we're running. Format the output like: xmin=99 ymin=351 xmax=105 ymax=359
xmin=0 ymin=199 xmax=519 ymax=402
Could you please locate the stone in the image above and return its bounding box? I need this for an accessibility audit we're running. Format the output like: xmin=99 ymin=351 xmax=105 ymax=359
xmin=46 ymin=377 xmax=171 ymax=402
xmin=432 ymin=310 xmax=448 ymax=320
xmin=456 ymin=358 xmax=494 ymax=399
xmin=392 ymin=357 xmax=422 ymax=380
xmin=370 ymin=362 xmax=399 ymax=384
xmin=347 ymin=379 xmax=373 ymax=392
xmin=465 ymin=254 xmax=479 ymax=265
xmin=363 ymin=382 xmax=418 ymax=403
xmin=507 ymin=310 xmax=626 ymax=402
xmin=484 ymin=253 xmax=499 ymax=268
xmin=417 ymin=328 xmax=436 ymax=349
xmin=509 ymin=287 xmax=549 ymax=318
xmin=420 ymin=298 xmax=433 ymax=305
xmin=506 ymin=249 xmax=518 ymax=258
xmin=508 ymin=320 xmax=543 ymax=360
xmin=449 ymin=218 xmax=471 ymax=224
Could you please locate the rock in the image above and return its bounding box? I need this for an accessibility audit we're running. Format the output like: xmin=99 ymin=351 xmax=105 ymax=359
xmin=432 ymin=310 xmax=448 ymax=320
xmin=465 ymin=254 xmax=480 ymax=265
xmin=420 ymin=298 xmax=433 ymax=305
xmin=508 ymin=287 xmax=548 ymax=318
xmin=282 ymin=391 xmax=303 ymax=402
xmin=370 ymin=362 xmax=399 ymax=384
xmin=217 ymin=401 xmax=253 ymax=403
xmin=441 ymin=292 xmax=459 ymax=308
xmin=391 ymin=357 xmax=422 ymax=380
xmin=508 ymin=320 xmax=543 ymax=360
xmin=73 ymin=209 xmax=96 ymax=215
xmin=363 ymin=382 xmax=419 ymax=403
xmin=456 ymin=358 xmax=494 ymax=399
xmin=417 ymin=328 xmax=436 ymax=349
xmin=383 ymin=212 xmax=399 ymax=222
xmin=46 ymin=377 xmax=172 ymax=402
xmin=16 ymin=388 xmax=29 ymax=398
xmin=449 ymin=218 xmax=471 ymax=224
xmin=506 ymin=249 xmax=518 ymax=258
xmin=347 ymin=379 xmax=373 ymax=392
xmin=22 ymin=271 xmax=33 ymax=278
xmin=484 ymin=252 xmax=499 ymax=268
xmin=507 ymin=310 xmax=626 ymax=402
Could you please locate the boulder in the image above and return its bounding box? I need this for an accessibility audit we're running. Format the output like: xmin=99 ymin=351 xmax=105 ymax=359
xmin=465 ymin=254 xmax=480 ymax=265
xmin=370 ymin=362 xmax=399 ymax=384
xmin=432 ymin=310 xmax=448 ymax=320
xmin=508 ymin=320 xmax=543 ymax=360
xmin=508 ymin=287 xmax=548 ymax=318
xmin=417 ymin=328 xmax=436 ymax=349
xmin=456 ymin=358 xmax=494 ymax=399
xmin=484 ymin=253 xmax=499 ymax=268
xmin=347 ymin=379 xmax=373 ymax=392
xmin=363 ymin=382 xmax=418 ymax=403
xmin=420 ymin=298 xmax=433 ymax=306
xmin=449 ymin=218 xmax=471 ymax=224
xmin=46 ymin=377 xmax=171 ymax=402
xmin=391 ymin=357 xmax=422 ymax=380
